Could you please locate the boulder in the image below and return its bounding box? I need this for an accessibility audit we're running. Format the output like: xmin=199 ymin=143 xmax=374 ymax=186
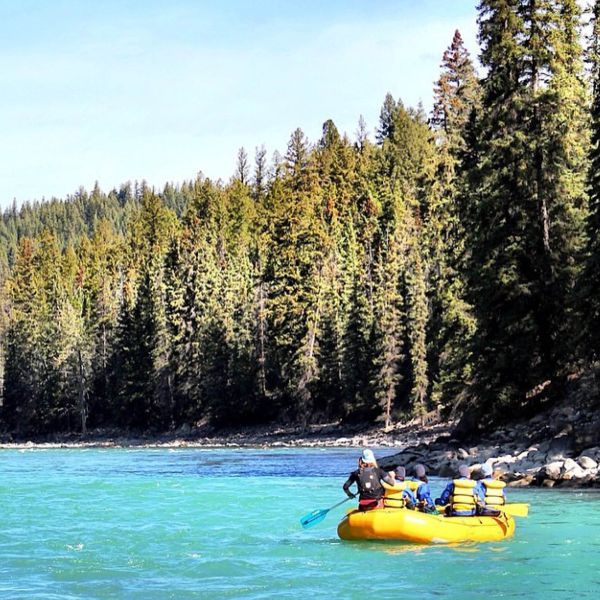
xmin=577 ymin=455 xmax=598 ymax=470
xmin=562 ymin=458 xmax=578 ymax=472
xmin=561 ymin=461 xmax=586 ymax=481
xmin=507 ymin=474 xmax=535 ymax=487
xmin=495 ymin=454 xmax=517 ymax=465
xmin=537 ymin=440 xmax=551 ymax=453
xmin=546 ymin=434 xmax=575 ymax=461
xmin=438 ymin=461 xmax=459 ymax=478
xmin=529 ymin=414 xmax=546 ymax=426
xmin=176 ymin=423 xmax=192 ymax=436
xmin=542 ymin=460 xmax=564 ymax=480
xmin=580 ymin=446 xmax=600 ymax=460
xmin=574 ymin=418 xmax=600 ymax=450
xmin=528 ymin=450 xmax=547 ymax=464
xmin=457 ymin=447 xmax=470 ymax=460
xmin=511 ymin=459 xmax=538 ymax=473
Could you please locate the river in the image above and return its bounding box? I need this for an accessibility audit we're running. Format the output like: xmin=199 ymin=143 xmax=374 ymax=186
xmin=0 ymin=447 xmax=598 ymax=599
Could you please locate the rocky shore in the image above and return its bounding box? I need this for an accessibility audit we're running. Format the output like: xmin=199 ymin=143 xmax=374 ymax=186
xmin=379 ymin=403 xmax=600 ymax=489
xmin=2 ymin=402 xmax=598 ymax=488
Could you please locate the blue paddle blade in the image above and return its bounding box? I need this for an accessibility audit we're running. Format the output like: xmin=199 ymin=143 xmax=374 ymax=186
xmin=300 ymin=508 xmax=328 ymax=529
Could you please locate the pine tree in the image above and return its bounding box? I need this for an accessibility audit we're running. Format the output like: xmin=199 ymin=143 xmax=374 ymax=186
xmin=264 ymin=130 xmax=325 ymax=423
xmin=340 ymin=221 xmax=374 ymax=421
xmin=376 ymin=93 xmax=397 ymax=144
xmin=253 ymin=145 xmax=268 ymax=201
xmin=369 ymin=233 xmax=404 ymax=428
xmin=427 ymin=30 xmax=480 ymax=412
xmin=236 ymin=147 xmax=250 ymax=185
xmin=432 ymin=29 xmax=481 ymax=155
xmin=583 ymin=0 xmax=600 ymax=362
xmin=406 ymin=240 xmax=429 ymax=418
xmin=466 ymin=0 xmax=589 ymax=418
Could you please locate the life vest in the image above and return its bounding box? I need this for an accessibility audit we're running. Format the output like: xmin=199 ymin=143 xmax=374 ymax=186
xmin=383 ymin=481 xmax=407 ymax=508
xmin=356 ymin=467 xmax=384 ymax=500
xmin=449 ymin=479 xmax=478 ymax=516
xmin=482 ymin=479 xmax=506 ymax=510
xmin=406 ymin=480 xmax=421 ymax=493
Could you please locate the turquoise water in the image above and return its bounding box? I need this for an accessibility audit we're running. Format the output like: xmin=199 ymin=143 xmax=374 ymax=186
xmin=1 ymin=448 xmax=599 ymax=599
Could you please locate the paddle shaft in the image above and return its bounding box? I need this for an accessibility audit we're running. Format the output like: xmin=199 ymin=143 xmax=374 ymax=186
xmin=329 ymin=496 xmax=355 ymax=511
xmin=300 ymin=496 xmax=354 ymax=529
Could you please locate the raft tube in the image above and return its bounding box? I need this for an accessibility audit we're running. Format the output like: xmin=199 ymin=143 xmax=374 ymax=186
xmin=337 ymin=508 xmax=515 ymax=543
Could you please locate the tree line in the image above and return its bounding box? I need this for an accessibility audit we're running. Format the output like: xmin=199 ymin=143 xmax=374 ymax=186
xmin=1 ymin=0 xmax=600 ymax=437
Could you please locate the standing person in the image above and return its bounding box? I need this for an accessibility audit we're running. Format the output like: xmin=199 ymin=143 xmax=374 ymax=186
xmin=342 ymin=449 xmax=393 ymax=511
xmin=383 ymin=466 xmax=417 ymax=509
xmin=477 ymin=463 xmax=506 ymax=516
xmin=435 ymin=464 xmax=481 ymax=516
xmin=410 ymin=464 xmax=436 ymax=513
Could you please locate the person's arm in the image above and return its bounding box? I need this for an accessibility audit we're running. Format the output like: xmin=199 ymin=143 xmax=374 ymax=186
xmin=417 ymin=482 xmax=434 ymax=507
xmin=475 ymin=482 xmax=485 ymax=503
xmin=404 ymin=488 xmax=417 ymax=504
xmin=436 ymin=482 xmax=453 ymax=506
xmin=378 ymin=467 xmax=394 ymax=486
xmin=343 ymin=472 xmax=357 ymax=498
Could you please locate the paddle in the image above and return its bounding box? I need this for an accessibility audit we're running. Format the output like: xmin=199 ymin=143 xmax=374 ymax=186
xmin=300 ymin=496 xmax=354 ymax=529
xmin=502 ymin=502 xmax=529 ymax=517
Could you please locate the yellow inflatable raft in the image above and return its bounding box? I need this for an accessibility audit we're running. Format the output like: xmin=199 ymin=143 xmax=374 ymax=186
xmin=337 ymin=508 xmax=515 ymax=544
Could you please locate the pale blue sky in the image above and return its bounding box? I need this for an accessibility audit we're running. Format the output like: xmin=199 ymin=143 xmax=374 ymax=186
xmin=0 ymin=0 xmax=478 ymax=207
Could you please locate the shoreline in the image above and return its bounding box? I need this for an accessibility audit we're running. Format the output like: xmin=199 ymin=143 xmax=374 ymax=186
xmin=0 ymin=419 xmax=450 ymax=450
xmin=2 ymin=403 xmax=599 ymax=489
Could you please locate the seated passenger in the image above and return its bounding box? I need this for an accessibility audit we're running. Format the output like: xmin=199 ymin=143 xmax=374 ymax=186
xmin=410 ymin=464 xmax=436 ymax=513
xmin=435 ymin=464 xmax=481 ymax=516
xmin=383 ymin=466 xmax=417 ymax=509
xmin=342 ymin=449 xmax=393 ymax=511
xmin=476 ymin=463 xmax=506 ymax=516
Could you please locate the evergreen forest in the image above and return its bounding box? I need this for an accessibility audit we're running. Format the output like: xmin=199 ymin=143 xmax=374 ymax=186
xmin=2 ymin=1 xmax=600 ymax=437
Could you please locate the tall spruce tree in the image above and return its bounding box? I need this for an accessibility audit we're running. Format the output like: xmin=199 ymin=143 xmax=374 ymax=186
xmin=584 ymin=0 xmax=600 ymax=362
xmin=427 ymin=30 xmax=480 ymax=412
xmin=466 ymin=0 xmax=589 ymax=419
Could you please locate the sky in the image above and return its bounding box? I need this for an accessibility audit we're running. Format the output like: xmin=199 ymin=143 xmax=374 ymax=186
xmin=0 ymin=0 xmax=478 ymax=208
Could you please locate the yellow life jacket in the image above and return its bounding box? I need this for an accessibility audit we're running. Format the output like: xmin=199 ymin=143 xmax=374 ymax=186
xmin=406 ymin=480 xmax=421 ymax=493
xmin=382 ymin=481 xmax=407 ymax=508
xmin=449 ymin=479 xmax=477 ymax=516
xmin=482 ymin=479 xmax=506 ymax=510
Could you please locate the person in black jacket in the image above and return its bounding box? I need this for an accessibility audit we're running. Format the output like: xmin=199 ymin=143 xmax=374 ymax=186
xmin=342 ymin=449 xmax=394 ymax=511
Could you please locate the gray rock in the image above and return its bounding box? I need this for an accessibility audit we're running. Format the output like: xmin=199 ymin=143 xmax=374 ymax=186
xmin=438 ymin=461 xmax=459 ymax=478
xmin=457 ymin=447 xmax=469 ymax=459
xmin=574 ymin=419 xmax=600 ymax=449
xmin=562 ymin=463 xmax=586 ymax=481
xmin=176 ymin=423 xmax=192 ymax=436
xmin=580 ymin=446 xmax=600 ymax=460
xmin=577 ymin=455 xmax=598 ymax=470
xmin=559 ymin=406 xmax=576 ymax=419
xmin=529 ymin=451 xmax=547 ymax=463
xmin=529 ymin=414 xmax=546 ymax=425
xmin=511 ymin=459 xmax=538 ymax=473
xmin=507 ymin=475 xmax=535 ymax=487
xmin=543 ymin=460 xmax=564 ymax=480
xmin=547 ymin=434 xmax=575 ymax=460
xmin=537 ymin=440 xmax=550 ymax=453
